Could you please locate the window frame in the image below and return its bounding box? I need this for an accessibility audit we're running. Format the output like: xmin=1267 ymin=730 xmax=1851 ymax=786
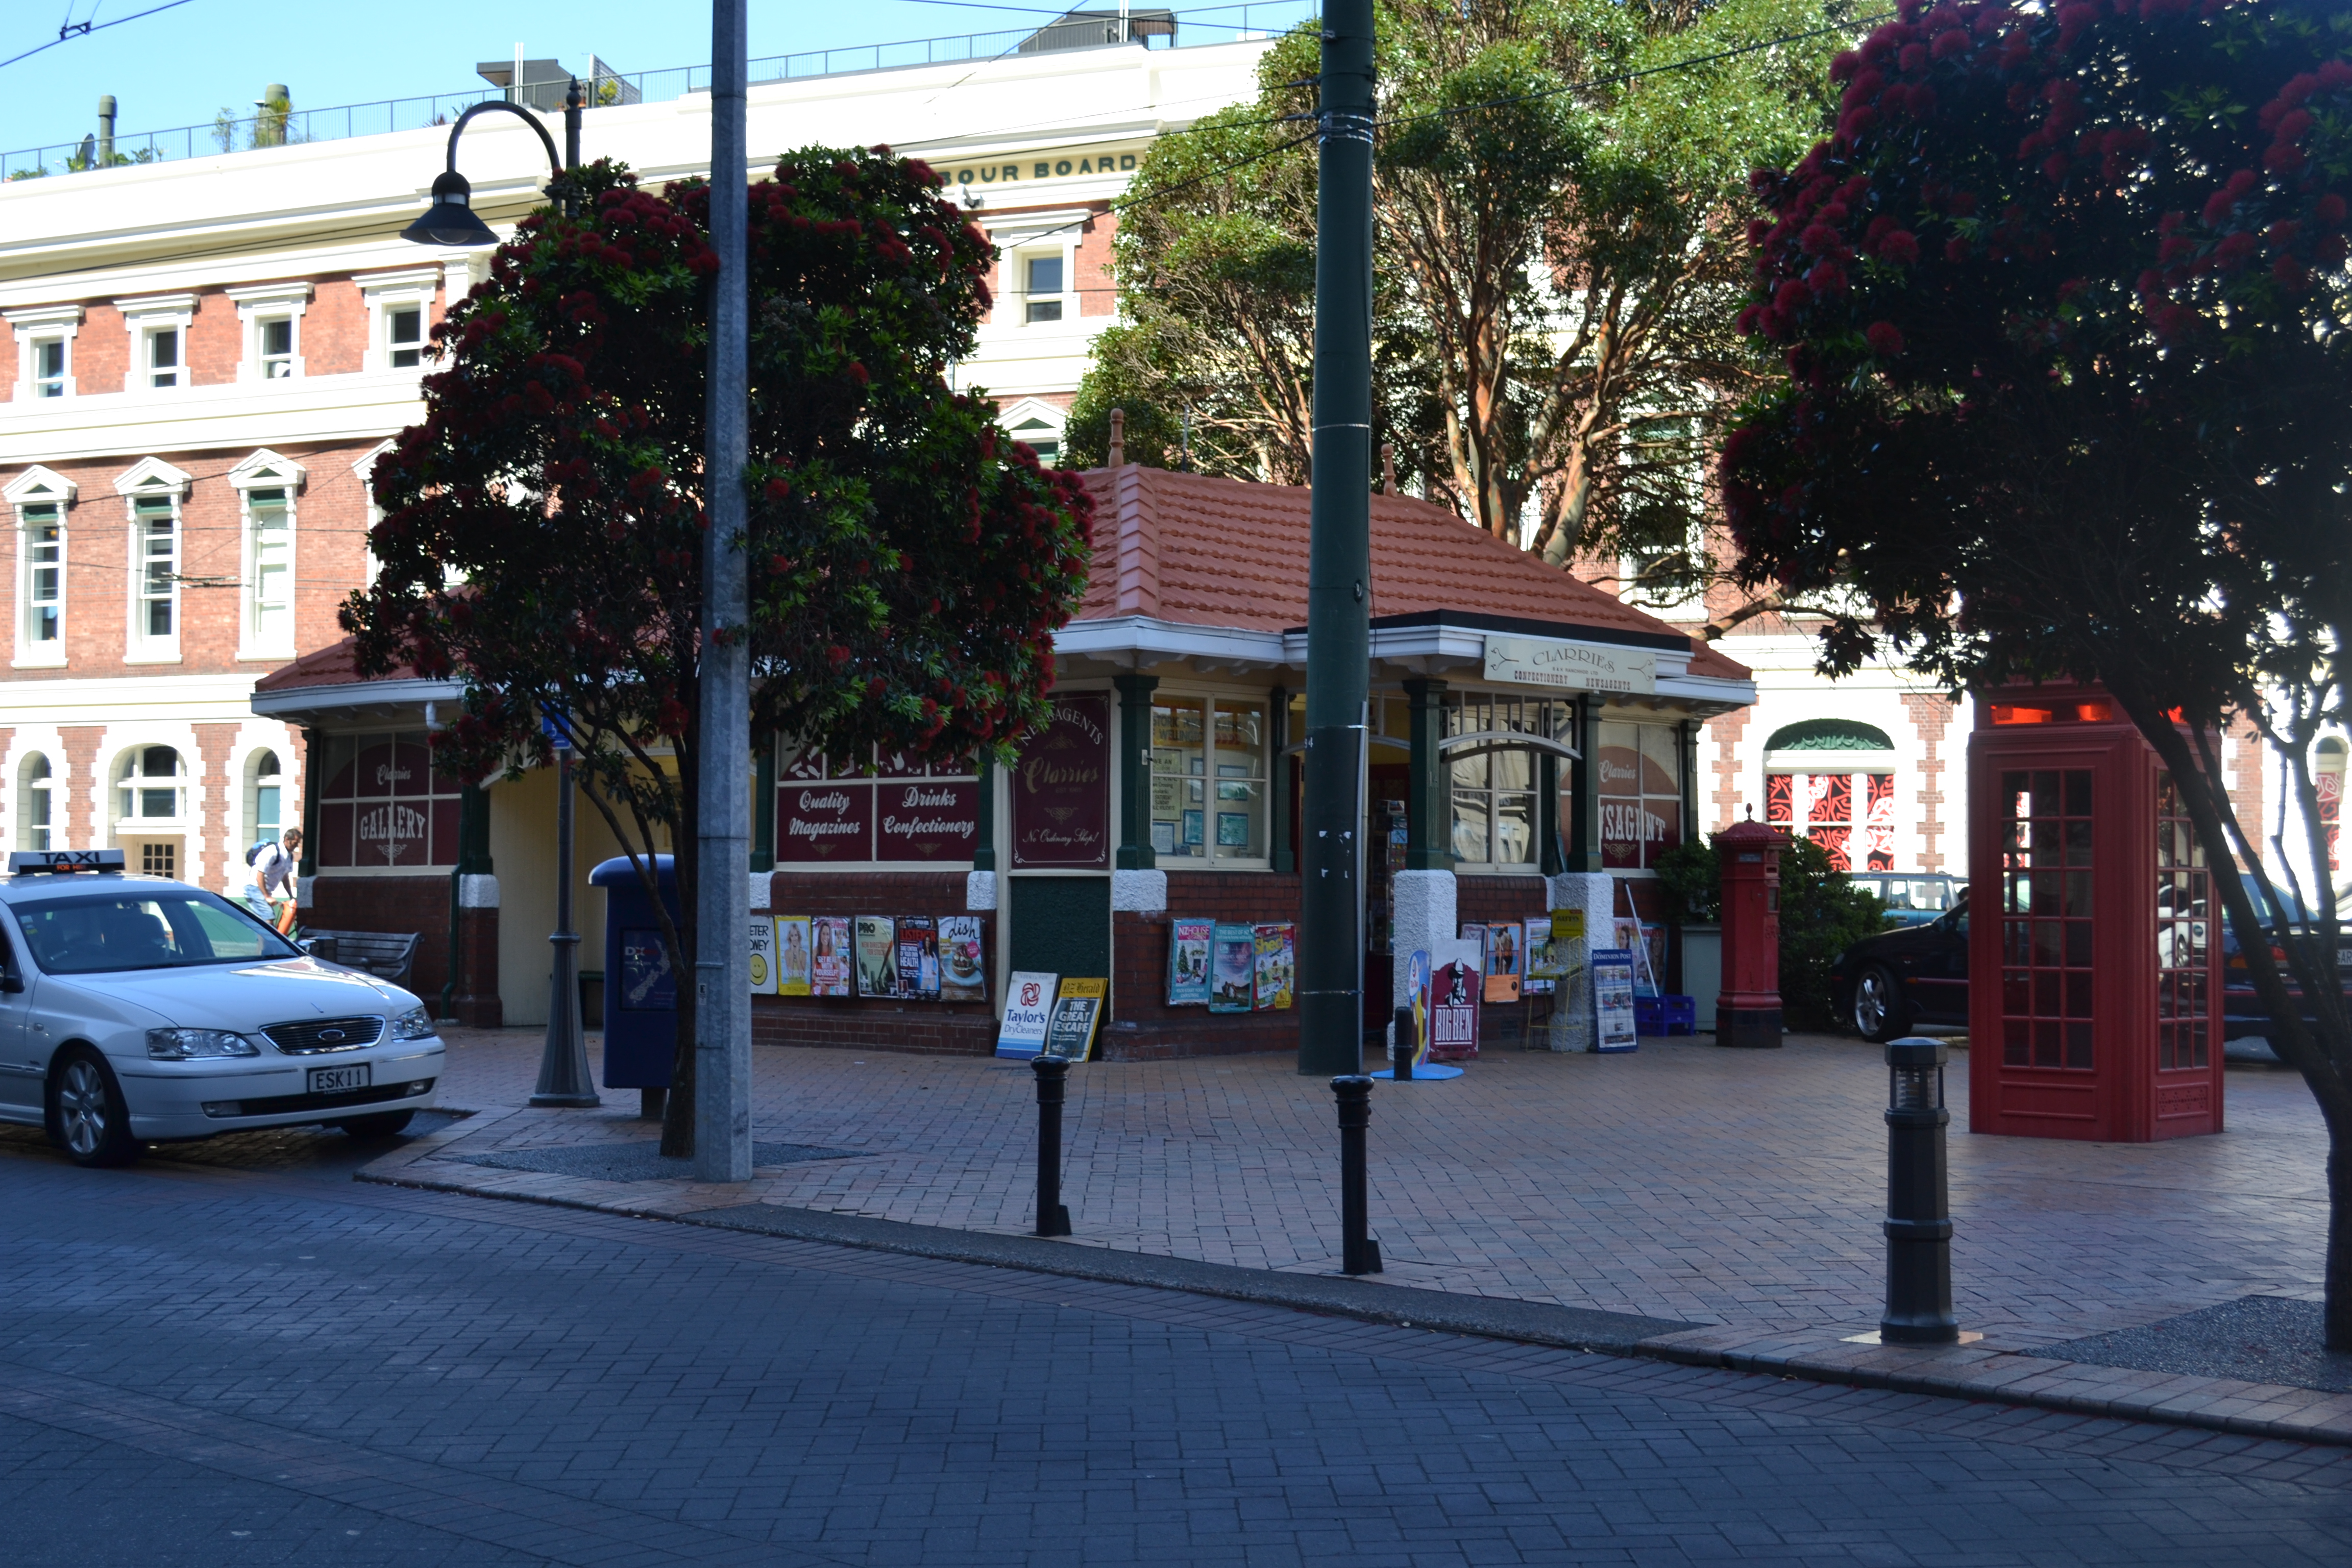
xmin=114 ymin=458 xmax=191 ymax=664
xmin=242 ymin=747 xmax=284 ymax=850
xmin=17 ymin=752 xmax=53 ymax=852
xmin=228 ymin=281 xmax=313 ymax=382
xmin=4 ymin=465 xmax=75 ymax=667
xmin=114 ymin=744 xmax=188 ymax=830
xmin=6 ymin=304 xmax=83 ymax=401
xmin=227 ymin=450 xmax=306 ymax=659
xmin=1012 ymin=243 xmax=1074 ymax=327
xmin=1443 ymin=692 xmax=1576 ymax=874
xmin=1148 ymin=690 xmax=1271 ymax=868
xmin=114 ymin=293 xmax=198 ymax=394
xmin=354 ymin=268 xmax=440 ymax=374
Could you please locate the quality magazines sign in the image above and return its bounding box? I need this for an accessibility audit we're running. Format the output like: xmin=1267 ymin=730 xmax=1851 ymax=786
xmin=1012 ymin=692 xmax=1110 ymax=868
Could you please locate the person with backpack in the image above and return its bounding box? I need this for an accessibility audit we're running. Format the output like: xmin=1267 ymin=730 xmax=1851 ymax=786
xmin=247 ymin=828 xmax=302 ymax=935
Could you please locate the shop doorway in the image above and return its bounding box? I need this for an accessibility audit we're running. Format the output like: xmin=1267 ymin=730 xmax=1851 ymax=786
xmin=1008 ymin=875 xmax=1111 ymax=985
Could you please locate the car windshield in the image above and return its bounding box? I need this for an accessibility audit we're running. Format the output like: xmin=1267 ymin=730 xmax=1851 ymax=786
xmin=10 ymin=886 xmax=303 ymax=974
xmin=1882 ymin=878 xmax=1951 ymax=912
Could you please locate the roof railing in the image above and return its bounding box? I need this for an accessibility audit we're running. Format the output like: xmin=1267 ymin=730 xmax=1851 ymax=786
xmin=1 ymin=4 xmax=1305 ymax=185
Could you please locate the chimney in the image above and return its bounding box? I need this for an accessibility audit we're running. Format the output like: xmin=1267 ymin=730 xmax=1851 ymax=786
xmin=97 ymin=95 xmax=115 ymax=163
xmin=1108 ymin=408 xmax=1125 ymax=468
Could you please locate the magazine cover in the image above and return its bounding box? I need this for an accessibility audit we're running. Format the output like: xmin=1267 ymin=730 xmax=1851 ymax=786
xmin=1043 ymin=977 xmax=1108 ymax=1061
xmin=1252 ymin=923 xmax=1295 ymax=1010
xmin=1522 ymin=916 xmax=1555 ymax=995
xmin=747 ymin=916 xmax=777 ymax=996
xmin=1166 ymin=918 xmax=1213 ymax=1006
xmin=896 ymin=915 xmax=939 ymax=1000
xmin=1209 ymin=922 xmax=1256 ymax=1012
xmin=776 ymin=916 xmax=813 ymax=997
xmin=938 ymin=915 xmax=987 ymax=1002
xmin=810 ymin=916 xmax=853 ymax=997
xmin=1405 ymin=949 xmax=1432 ymax=1069
xmin=1485 ymin=921 xmax=1523 ymax=977
xmin=853 ymin=916 xmax=898 ymax=998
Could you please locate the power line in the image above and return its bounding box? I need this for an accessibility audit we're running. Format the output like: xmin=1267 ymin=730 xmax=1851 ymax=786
xmin=0 ymin=0 xmax=193 ymax=72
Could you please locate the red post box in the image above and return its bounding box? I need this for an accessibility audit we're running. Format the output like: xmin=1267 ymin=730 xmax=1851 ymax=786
xmin=1716 ymin=816 xmax=1785 ymax=1048
xmin=1967 ymin=683 xmax=2222 ymax=1141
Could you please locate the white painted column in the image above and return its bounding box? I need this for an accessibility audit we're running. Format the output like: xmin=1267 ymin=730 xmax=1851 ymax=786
xmin=1545 ymin=870 xmax=1616 ymax=1051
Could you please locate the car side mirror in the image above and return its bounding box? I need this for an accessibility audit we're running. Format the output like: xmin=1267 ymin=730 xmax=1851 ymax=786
xmin=0 ymin=972 xmax=23 ymax=993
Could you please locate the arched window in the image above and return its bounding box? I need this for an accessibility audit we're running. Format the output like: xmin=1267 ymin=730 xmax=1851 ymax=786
xmin=243 ymin=749 xmax=283 ymax=850
xmin=17 ymin=754 xmax=51 ymax=852
xmin=1764 ymin=719 xmax=1898 ymax=873
xmin=117 ymin=745 xmax=184 ymax=823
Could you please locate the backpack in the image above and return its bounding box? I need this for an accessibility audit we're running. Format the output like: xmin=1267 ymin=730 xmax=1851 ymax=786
xmin=246 ymin=840 xmax=276 ymax=868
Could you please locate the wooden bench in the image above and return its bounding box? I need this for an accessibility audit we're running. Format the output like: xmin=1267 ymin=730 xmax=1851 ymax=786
xmin=304 ymin=929 xmax=421 ymax=991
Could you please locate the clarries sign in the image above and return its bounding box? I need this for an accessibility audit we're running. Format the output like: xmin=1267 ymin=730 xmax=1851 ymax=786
xmin=1482 ymin=636 xmax=1657 ymax=695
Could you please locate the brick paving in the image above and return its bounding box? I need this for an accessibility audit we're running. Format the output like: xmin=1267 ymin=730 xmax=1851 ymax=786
xmin=393 ymin=1027 xmax=2331 ymax=1349
xmin=3 ymin=1142 xmax=2349 ymax=1565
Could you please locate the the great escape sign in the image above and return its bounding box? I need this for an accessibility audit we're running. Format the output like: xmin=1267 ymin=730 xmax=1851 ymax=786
xmin=1012 ymin=692 xmax=1110 ymax=869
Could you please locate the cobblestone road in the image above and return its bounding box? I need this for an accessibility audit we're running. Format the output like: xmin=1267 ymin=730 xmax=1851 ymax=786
xmin=399 ymin=1030 xmax=2330 ymax=1346
xmin=3 ymin=1130 xmax=2348 ymax=1566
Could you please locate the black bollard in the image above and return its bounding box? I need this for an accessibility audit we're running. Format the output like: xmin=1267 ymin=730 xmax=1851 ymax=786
xmin=1332 ymin=1074 xmax=1382 ymax=1275
xmin=1032 ymin=1056 xmax=1073 ymax=1238
xmin=1391 ymin=1006 xmax=1414 ymax=1081
xmin=1880 ymin=1038 xmax=1958 ymax=1343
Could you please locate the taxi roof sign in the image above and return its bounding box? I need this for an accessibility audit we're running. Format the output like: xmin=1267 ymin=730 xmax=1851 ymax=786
xmin=7 ymin=849 xmax=127 ymax=873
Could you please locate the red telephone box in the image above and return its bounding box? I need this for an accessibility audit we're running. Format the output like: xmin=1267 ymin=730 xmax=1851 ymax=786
xmin=1966 ymin=683 xmax=2222 ymax=1141
xmin=1716 ymin=817 xmax=1785 ymax=1048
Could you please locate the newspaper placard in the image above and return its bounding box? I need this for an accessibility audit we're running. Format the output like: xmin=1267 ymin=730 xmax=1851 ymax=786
xmin=996 ymin=970 xmax=1058 ymax=1058
xmin=1590 ymin=947 xmax=1639 ymax=1052
xmin=1043 ymin=977 xmax=1108 ymax=1062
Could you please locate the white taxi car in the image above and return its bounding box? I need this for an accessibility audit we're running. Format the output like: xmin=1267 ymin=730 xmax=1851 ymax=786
xmin=0 ymin=849 xmax=443 ymax=1167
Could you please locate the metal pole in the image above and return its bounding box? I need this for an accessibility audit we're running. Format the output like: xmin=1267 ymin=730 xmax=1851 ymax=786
xmin=531 ymin=744 xmax=598 ymax=1106
xmin=1881 ymin=1038 xmax=1958 ymax=1342
xmin=1032 ymin=1056 xmax=1073 ymax=1237
xmin=1333 ymin=1074 xmax=1381 ymax=1273
xmin=1298 ymin=0 xmax=1377 ymax=1077
xmin=1390 ymin=1004 xmax=1413 ymax=1081
xmin=694 ymin=0 xmax=754 ymax=1183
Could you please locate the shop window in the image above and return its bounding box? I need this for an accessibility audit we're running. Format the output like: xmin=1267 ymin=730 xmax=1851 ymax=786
xmin=1766 ymin=770 xmax=1894 ymax=872
xmin=244 ymin=749 xmax=283 ymax=849
xmin=2155 ymin=771 xmax=2211 ymax=1072
xmin=1597 ymin=720 xmax=1683 ymax=870
xmin=1999 ymin=768 xmax=2094 ymax=1070
xmin=312 ymin=731 xmax=462 ymax=868
xmin=1443 ymin=694 xmax=1573 ymax=869
xmin=117 ymin=746 xmax=185 ymax=823
xmin=2317 ymin=738 xmax=2344 ymax=874
xmin=1150 ymin=696 xmax=1267 ymax=861
xmin=775 ymin=742 xmax=978 ymax=864
xmin=17 ymin=754 xmax=51 ymax=851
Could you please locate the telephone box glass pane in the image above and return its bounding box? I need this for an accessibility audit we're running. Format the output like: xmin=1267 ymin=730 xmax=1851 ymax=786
xmin=2001 ymin=766 xmax=2094 ymax=1069
xmin=2154 ymin=771 xmax=2211 ymax=1069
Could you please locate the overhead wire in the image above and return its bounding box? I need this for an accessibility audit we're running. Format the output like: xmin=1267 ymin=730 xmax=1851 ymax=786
xmin=0 ymin=0 xmax=192 ymax=73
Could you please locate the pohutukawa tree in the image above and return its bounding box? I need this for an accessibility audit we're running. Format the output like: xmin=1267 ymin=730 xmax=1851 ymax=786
xmin=1720 ymin=0 xmax=2352 ymax=1344
xmin=348 ymin=151 xmax=1092 ymax=1155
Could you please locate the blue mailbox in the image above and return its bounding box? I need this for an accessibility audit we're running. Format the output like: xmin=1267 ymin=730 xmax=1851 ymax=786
xmin=590 ymin=854 xmax=679 ymax=1089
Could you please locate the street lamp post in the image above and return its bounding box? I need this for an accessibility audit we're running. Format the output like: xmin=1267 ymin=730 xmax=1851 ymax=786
xmin=696 ymin=0 xmax=754 ymax=1183
xmin=400 ymin=80 xmax=584 ymax=246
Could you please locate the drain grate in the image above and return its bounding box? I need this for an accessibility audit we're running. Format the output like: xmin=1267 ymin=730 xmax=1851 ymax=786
xmin=463 ymin=1140 xmax=866 ymax=1184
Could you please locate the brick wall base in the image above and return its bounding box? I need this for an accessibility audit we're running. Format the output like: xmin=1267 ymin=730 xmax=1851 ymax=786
xmin=307 ymin=874 xmax=456 ymax=1005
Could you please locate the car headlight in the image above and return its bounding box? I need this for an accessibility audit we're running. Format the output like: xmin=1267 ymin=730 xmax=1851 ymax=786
xmin=390 ymin=1007 xmax=438 ymax=1041
xmin=146 ymin=1027 xmax=260 ymax=1060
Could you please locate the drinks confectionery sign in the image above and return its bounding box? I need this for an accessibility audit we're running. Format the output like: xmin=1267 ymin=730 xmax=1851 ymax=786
xmin=1483 ymin=635 xmax=1657 ymax=695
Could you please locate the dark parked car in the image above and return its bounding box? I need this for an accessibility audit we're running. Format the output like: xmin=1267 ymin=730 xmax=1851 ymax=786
xmin=1829 ymin=878 xmax=2349 ymax=1045
xmin=1852 ymin=872 xmax=1961 ymax=928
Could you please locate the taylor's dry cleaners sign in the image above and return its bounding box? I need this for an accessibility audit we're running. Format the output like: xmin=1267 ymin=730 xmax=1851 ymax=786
xmin=947 ymin=142 xmax=1149 ymax=190
xmin=1483 ymin=635 xmax=1657 ymax=695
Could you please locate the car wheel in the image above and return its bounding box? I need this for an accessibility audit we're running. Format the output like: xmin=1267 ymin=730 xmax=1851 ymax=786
xmin=1851 ymin=964 xmax=1910 ymax=1044
xmin=337 ymin=1110 xmax=415 ymax=1140
xmin=48 ymin=1049 xmax=141 ymax=1168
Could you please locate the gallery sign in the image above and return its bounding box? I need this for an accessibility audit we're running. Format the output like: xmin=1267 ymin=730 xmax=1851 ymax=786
xmin=1012 ymin=692 xmax=1110 ymax=868
xmin=1483 ymin=635 xmax=1657 ymax=695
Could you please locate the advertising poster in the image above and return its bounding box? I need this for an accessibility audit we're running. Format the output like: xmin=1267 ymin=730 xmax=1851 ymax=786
xmin=1209 ymin=922 xmax=1256 ymax=1012
xmin=1011 ymin=692 xmax=1111 ymax=868
xmin=1166 ymin=918 xmax=1213 ymax=1006
xmin=1429 ymin=959 xmax=1480 ymax=1061
xmin=896 ymin=915 xmax=939 ymax=1000
xmin=748 ymin=916 xmax=778 ymax=996
xmin=1043 ymin=977 xmax=1108 ymax=1061
xmin=1591 ymin=947 xmax=1639 ymax=1052
xmin=937 ymin=915 xmax=987 ymax=1002
xmin=1485 ymin=921 xmax=1523 ymax=977
xmin=853 ymin=916 xmax=898 ymax=998
xmin=1457 ymin=922 xmax=1490 ymax=972
xmin=1406 ymin=948 xmax=1432 ymax=1069
xmin=776 ymin=916 xmax=813 ymax=997
xmin=1522 ymin=916 xmax=1555 ymax=995
xmin=810 ymin=917 xmax=853 ymax=997
xmin=996 ymin=970 xmax=1058 ymax=1057
xmin=1252 ymin=923 xmax=1295 ymax=1010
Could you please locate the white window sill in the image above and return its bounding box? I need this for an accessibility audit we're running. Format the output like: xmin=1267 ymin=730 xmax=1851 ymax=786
xmin=237 ymin=649 xmax=296 ymax=663
xmin=11 ymin=651 xmax=67 ymax=669
xmin=123 ymin=650 xmax=182 ymax=665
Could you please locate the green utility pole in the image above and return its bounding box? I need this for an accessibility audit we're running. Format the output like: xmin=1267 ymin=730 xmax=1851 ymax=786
xmin=1298 ymin=0 xmax=1376 ymax=1077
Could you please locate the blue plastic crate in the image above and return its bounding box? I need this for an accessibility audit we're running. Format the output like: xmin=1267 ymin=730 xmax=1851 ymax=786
xmin=1635 ymin=995 xmax=1697 ymax=1036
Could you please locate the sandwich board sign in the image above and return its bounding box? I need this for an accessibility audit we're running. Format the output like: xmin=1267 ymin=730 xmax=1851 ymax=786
xmin=996 ymin=971 xmax=1058 ymax=1059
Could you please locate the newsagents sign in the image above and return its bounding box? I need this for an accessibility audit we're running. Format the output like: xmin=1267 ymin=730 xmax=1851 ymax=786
xmin=1483 ymin=636 xmax=1657 ymax=695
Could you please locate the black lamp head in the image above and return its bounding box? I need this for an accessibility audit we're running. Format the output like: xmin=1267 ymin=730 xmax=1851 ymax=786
xmin=401 ymin=169 xmax=497 ymax=247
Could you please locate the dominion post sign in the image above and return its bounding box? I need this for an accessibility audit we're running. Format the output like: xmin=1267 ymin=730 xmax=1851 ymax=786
xmin=1483 ymin=635 xmax=1657 ymax=695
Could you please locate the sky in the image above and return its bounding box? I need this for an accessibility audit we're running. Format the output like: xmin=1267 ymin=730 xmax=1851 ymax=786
xmin=0 ymin=0 xmax=1303 ymax=158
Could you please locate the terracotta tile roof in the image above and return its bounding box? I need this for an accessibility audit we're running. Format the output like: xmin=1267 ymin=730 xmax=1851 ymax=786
xmin=1075 ymin=465 xmax=1749 ymax=681
xmin=251 ymin=638 xmax=426 ymax=693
